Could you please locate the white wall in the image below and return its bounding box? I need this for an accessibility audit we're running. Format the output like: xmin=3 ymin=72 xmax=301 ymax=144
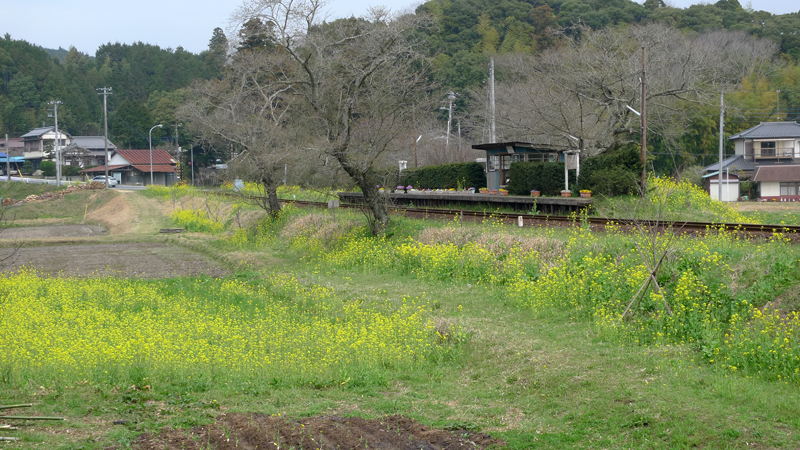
xmin=760 ymin=181 xmax=781 ymax=197
xmin=709 ymin=181 xmax=739 ymax=202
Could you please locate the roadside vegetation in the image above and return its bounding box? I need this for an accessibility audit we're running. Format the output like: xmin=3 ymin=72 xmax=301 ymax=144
xmin=2 ymin=183 xmax=800 ymax=449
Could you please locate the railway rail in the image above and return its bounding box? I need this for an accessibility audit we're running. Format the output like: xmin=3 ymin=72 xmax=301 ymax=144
xmin=215 ymin=191 xmax=799 ymax=239
xmin=285 ymin=198 xmax=800 ymax=237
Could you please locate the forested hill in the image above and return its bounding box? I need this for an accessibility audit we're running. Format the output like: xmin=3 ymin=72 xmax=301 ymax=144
xmin=0 ymin=30 xmax=226 ymax=148
xmin=421 ymin=0 xmax=800 ymax=91
xmin=1 ymin=0 xmax=799 ymax=149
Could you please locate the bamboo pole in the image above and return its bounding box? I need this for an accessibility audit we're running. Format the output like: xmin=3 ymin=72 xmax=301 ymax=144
xmin=1 ymin=416 xmax=65 ymax=421
xmin=0 ymin=404 xmax=33 ymax=410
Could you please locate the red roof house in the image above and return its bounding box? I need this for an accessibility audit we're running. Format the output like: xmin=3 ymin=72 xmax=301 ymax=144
xmin=81 ymin=149 xmax=178 ymax=186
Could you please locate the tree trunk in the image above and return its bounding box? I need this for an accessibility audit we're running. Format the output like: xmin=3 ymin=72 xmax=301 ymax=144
xmin=361 ymin=182 xmax=389 ymax=234
xmin=265 ymin=183 xmax=281 ymax=218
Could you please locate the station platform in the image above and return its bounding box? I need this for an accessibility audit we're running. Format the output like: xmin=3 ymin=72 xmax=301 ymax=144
xmin=337 ymin=191 xmax=593 ymax=214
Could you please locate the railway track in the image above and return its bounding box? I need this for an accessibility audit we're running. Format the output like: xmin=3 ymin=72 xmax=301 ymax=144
xmin=216 ymin=191 xmax=799 ymax=239
xmin=284 ymin=199 xmax=800 ymax=237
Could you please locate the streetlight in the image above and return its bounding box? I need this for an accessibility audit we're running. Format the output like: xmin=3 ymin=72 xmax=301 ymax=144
xmin=149 ymin=124 xmax=163 ymax=185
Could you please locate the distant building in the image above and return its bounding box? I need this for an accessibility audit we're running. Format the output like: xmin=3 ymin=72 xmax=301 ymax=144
xmin=80 ymin=149 xmax=178 ymax=186
xmin=706 ymin=121 xmax=800 ymax=201
xmin=62 ymin=136 xmax=117 ymax=168
xmin=20 ymin=127 xmax=71 ymax=169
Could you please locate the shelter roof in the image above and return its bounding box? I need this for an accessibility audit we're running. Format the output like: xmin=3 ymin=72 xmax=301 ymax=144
xmin=471 ymin=141 xmax=569 ymax=152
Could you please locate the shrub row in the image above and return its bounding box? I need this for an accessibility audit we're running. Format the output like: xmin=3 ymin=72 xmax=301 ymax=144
xmin=401 ymin=162 xmax=484 ymax=189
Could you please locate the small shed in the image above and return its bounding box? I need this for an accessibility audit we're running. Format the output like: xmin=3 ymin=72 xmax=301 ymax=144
xmin=471 ymin=142 xmax=568 ymax=191
xmin=704 ymin=171 xmax=740 ymax=202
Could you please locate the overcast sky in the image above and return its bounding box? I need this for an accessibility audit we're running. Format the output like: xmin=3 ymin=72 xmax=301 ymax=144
xmin=1 ymin=0 xmax=798 ymax=56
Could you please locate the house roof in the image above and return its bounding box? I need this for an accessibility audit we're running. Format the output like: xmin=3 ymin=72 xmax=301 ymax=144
xmin=115 ymin=149 xmax=177 ymax=165
xmin=704 ymin=155 xmax=757 ymax=173
xmin=729 ymin=121 xmax=800 ymax=140
xmin=66 ymin=136 xmax=117 ymax=150
xmin=79 ymin=164 xmax=176 ymax=174
xmin=752 ymin=165 xmax=800 ymax=182
xmin=0 ymin=138 xmax=24 ymax=149
xmin=21 ymin=127 xmax=55 ymax=138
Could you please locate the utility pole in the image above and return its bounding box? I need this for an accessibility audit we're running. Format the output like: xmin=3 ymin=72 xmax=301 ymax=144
xmin=718 ymin=91 xmax=724 ymax=202
xmin=640 ymin=47 xmax=646 ymax=197
xmin=777 ymin=89 xmax=781 ymax=120
xmin=97 ymin=87 xmax=112 ymax=189
xmin=48 ymin=101 xmax=63 ymax=186
xmin=4 ymin=134 xmax=8 ymax=182
xmin=443 ymin=92 xmax=456 ymax=158
xmin=489 ymin=58 xmax=496 ymax=143
xmin=174 ymin=123 xmax=181 ymax=184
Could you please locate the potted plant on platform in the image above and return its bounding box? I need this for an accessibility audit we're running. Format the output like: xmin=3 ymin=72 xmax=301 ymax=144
xmin=530 ymin=190 xmax=541 ymax=197
xmin=561 ymin=190 xmax=572 ymax=197
xmin=499 ymin=188 xmax=509 ymax=196
xmin=479 ymin=187 xmax=488 ymax=194
xmin=579 ymin=189 xmax=592 ymax=198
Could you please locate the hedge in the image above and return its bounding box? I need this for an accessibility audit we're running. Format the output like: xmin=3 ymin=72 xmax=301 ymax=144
xmin=576 ymin=144 xmax=641 ymax=196
xmin=400 ymin=162 xmax=485 ymax=190
xmin=507 ymin=161 xmax=574 ymax=196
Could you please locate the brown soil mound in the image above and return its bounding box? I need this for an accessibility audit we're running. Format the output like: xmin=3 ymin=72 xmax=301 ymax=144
xmin=86 ymin=192 xmax=135 ymax=235
xmin=131 ymin=413 xmax=504 ymax=450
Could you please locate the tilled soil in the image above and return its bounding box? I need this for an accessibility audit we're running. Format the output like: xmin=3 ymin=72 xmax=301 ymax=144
xmin=1 ymin=242 xmax=229 ymax=278
xmin=130 ymin=413 xmax=504 ymax=450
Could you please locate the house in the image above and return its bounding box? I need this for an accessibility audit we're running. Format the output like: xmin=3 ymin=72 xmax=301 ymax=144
xmin=708 ymin=121 xmax=800 ymax=201
xmin=471 ymin=141 xmax=573 ymax=191
xmin=62 ymin=136 xmax=117 ymax=168
xmin=79 ymin=149 xmax=178 ymax=186
xmin=20 ymin=127 xmax=72 ymax=169
xmin=0 ymin=137 xmax=24 ymax=157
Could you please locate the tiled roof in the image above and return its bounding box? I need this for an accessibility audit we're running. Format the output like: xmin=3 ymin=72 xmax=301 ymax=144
xmin=80 ymin=165 xmax=129 ymax=173
xmin=729 ymin=122 xmax=800 ymax=140
xmin=67 ymin=136 xmax=117 ymax=150
xmin=116 ymin=149 xmax=177 ymax=165
xmin=130 ymin=164 xmax=176 ymax=173
xmin=80 ymin=163 xmax=176 ymax=174
xmin=704 ymin=155 xmax=757 ymax=172
xmin=21 ymin=127 xmax=55 ymax=138
xmin=752 ymin=165 xmax=800 ymax=182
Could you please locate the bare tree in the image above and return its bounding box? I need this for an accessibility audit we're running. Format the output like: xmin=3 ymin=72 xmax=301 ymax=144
xmin=179 ymin=49 xmax=297 ymax=217
xmin=489 ymin=24 xmax=777 ymax=158
xmin=231 ymin=0 xmax=436 ymax=234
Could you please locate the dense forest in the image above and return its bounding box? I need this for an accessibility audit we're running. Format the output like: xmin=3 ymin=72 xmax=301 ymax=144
xmin=1 ymin=0 xmax=799 ymax=175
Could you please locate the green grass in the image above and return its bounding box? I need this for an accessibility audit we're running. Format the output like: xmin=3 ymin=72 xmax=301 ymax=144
xmin=4 ymin=191 xmax=800 ymax=449
xmin=0 ymin=181 xmax=70 ymax=200
xmin=0 ymin=189 xmax=117 ymax=225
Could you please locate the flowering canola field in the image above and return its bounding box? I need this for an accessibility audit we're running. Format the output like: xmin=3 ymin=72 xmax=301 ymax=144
xmin=0 ymin=271 xmax=436 ymax=386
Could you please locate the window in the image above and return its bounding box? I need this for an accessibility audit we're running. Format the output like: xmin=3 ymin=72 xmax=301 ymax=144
xmin=760 ymin=141 xmax=776 ymax=157
xmin=488 ymin=155 xmax=499 ymax=172
xmin=780 ymin=182 xmax=800 ymax=196
xmin=526 ymin=153 xmax=557 ymax=162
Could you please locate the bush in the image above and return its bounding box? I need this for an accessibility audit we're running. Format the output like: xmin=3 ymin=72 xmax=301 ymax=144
xmin=21 ymin=161 xmax=34 ymax=175
xmin=507 ymin=161 xmax=573 ymax=196
xmin=401 ymin=162 xmax=484 ymax=189
xmin=63 ymin=165 xmax=81 ymax=176
xmin=39 ymin=161 xmax=56 ymax=177
xmin=577 ymin=144 xmax=641 ymax=196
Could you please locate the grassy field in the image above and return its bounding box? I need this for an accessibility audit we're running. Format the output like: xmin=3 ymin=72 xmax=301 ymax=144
xmin=2 ymin=184 xmax=800 ymax=449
